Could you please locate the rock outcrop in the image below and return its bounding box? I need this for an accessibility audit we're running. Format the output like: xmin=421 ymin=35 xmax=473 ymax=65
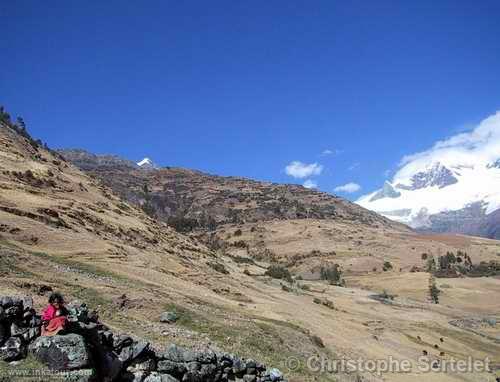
xmin=0 ymin=296 xmax=40 ymax=362
xmin=0 ymin=296 xmax=287 ymax=382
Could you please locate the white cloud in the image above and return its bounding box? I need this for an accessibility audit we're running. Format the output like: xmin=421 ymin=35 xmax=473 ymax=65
xmin=285 ymin=161 xmax=323 ymax=179
xmin=320 ymin=149 xmax=342 ymax=156
xmin=303 ymin=179 xmax=318 ymax=189
xmin=348 ymin=162 xmax=360 ymax=171
xmin=334 ymin=182 xmax=361 ymax=193
xmin=394 ymin=111 xmax=500 ymax=184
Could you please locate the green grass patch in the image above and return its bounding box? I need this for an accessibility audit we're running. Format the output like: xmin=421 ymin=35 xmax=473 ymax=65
xmin=0 ymin=355 xmax=49 ymax=381
xmin=0 ymin=244 xmax=36 ymax=278
xmin=30 ymin=251 xmax=130 ymax=283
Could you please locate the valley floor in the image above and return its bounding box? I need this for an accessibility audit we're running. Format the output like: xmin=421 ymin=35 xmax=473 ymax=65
xmin=1 ymin=239 xmax=499 ymax=382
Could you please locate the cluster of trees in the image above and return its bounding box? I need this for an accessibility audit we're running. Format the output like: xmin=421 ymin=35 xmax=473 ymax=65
xmin=320 ymin=264 xmax=345 ymax=286
xmin=265 ymin=264 xmax=293 ymax=284
xmin=0 ymin=105 xmax=59 ymax=156
xmin=167 ymin=216 xmax=199 ymax=233
xmin=425 ymin=250 xmax=500 ymax=278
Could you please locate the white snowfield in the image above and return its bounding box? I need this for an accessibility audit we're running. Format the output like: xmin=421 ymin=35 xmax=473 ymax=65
xmin=357 ymin=111 xmax=500 ymax=227
xmin=137 ymin=157 xmax=157 ymax=168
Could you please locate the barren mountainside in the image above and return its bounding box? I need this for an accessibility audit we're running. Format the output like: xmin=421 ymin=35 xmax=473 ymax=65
xmin=57 ymin=149 xmax=404 ymax=232
xmin=1 ymin=121 xmax=500 ymax=382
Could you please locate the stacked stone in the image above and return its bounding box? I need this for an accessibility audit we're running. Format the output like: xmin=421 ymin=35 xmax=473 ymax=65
xmin=0 ymin=296 xmax=41 ymax=362
xmin=123 ymin=343 xmax=286 ymax=382
xmin=0 ymin=296 xmax=287 ymax=382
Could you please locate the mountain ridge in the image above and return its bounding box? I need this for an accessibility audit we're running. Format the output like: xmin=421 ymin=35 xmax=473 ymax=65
xmin=57 ymin=148 xmax=406 ymax=232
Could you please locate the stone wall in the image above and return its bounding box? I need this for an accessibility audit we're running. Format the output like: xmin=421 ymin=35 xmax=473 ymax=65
xmin=0 ymin=296 xmax=287 ymax=382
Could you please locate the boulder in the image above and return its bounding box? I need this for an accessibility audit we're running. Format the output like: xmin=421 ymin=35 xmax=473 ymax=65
xmin=181 ymin=371 xmax=202 ymax=382
xmin=98 ymin=330 xmax=114 ymax=347
xmin=233 ymin=358 xmax=247 ymax=375
xmin=28 ymin=314 xmax=43 ymax=328
xmin=5 ymin=305 xmax=22 ymax=320
xmin=117 ymin=340 xmax=151 ymax=366
xmin=160 ymin=311 xmax=178 ymax=324
xmin=122 ymin=370 xmax=149 ymax=382
xmin=160 ymin=344 xmax=216 ymax=364
xmin=0 ymin=296 xmax=13 ymax=308
xmin=29 ymin=334 xmax=91 ymax=371
xmin=10 ymin=322 xmax=29 ymax=337
xmin=22 ymin=326 xmax=41 ymax=343
xmin=267 ymin=368 xmax=283 ymax=382
xmin=157 ymin=359 xmax=187 ymax=377
xmin=22 ymin=296 xmax=34 ymax=312
xmin=160 ymin=344 xmax=188 ymax=363
xmin=0 ymin=337 xmax=25 ymax=361
xmin=199 ymin=363 xmax=217 ymax=379
xmin=144 ymin=373 xmax=180 ymax=382
xmin=112 ymin=334 xmax=134 ymax=352
xmin=0 ymin=323 xmax=8 ymax=346
xmin=100 ymin=351 xmax=123 ymax=381
xmin=127 ymin=358 xmax=156 ymax=373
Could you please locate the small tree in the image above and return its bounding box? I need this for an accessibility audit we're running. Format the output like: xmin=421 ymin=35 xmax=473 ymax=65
xmin=426 ymin=257 xmax=436 ymax=273
xmin=320 ymin=264 xmax=343 ymax=285
xmin=16 ymin=117 xmax=26 ymax=132
xmin=382 ymin=261 xmax=393 ymax=272
xmin=429 ymin=276 xmax=441 ymax=304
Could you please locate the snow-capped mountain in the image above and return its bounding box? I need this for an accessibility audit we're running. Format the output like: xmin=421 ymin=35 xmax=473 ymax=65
xmin=357 ymin=111 xmax=500 ymax=239
xmin=137 ymin=157 xmax=158 ymax=169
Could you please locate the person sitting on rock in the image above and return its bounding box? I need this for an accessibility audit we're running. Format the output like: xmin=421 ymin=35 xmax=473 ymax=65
xmin=41 ymin=292 xmax=68 ymax=336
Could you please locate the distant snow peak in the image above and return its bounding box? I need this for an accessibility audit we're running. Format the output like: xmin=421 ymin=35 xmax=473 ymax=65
xmin=356 ymin=110 xmax=500 ymax=237
xmin=369 ymin=181 xmax=401 ymax=202
xmin=409 ymin=162 xmax=458 ymax=190
xmin=137 ymin=157 xmax=158 ymax=169
xmin=487 ymin=159 xmax=500 ymax=169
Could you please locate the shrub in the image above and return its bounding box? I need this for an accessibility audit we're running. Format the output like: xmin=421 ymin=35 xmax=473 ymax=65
xmin=380 ymin=290 xmax=395 ymax=300
xmin=382 ymin=261 xmax=393 ymax=272
xmin=426 ymin=257 xmax=436 ymax=273
xmin=320 ymin=264 xmax=343 ymax=285
xmin=232 ymin=240 xmax=248 ymax=249
xmin=168 ymin=216 xmax=198 ymax=233
xmin=208 ymin=262 xmax=229 ymax=275
xmin=234 ymin=229 xmax=242 ymax=236
xmin=322 ymin=299 xmax=335 ymax=309
xmin=281 ymin=283 xmax=291 ymax=292
xmin=429 ymin=276 xmax=441 ymax=304
xmin=265 ymin=265 xmax=293 ymax=283
xmin=310 ymin=335 xmax=325 ymax=348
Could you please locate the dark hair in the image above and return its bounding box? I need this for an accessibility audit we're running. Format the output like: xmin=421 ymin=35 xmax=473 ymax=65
xmin=48 ymin=292 xmax=65 ymax=304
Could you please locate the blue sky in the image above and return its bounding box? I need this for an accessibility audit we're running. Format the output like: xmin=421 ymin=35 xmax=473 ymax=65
xmin=2 ymin=1 xmax=500 ymax=200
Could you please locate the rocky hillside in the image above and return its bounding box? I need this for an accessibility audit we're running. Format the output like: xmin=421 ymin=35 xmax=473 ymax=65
xmin=0 ymin=122 xmax=216 ymax=276
xmin=2 ymin=117 xmax=500 ymax=382
xmin=57 ymin=149 xmax=404 ymax=232
xmin=0 ymin=117 xmax=335 ymax=381
xmin=0 ymin=295 xmax=286 ymax=382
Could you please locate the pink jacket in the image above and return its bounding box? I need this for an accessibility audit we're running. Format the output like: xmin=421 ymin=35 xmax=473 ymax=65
xmin=41 ymin=304 xmax=57 ymax=322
